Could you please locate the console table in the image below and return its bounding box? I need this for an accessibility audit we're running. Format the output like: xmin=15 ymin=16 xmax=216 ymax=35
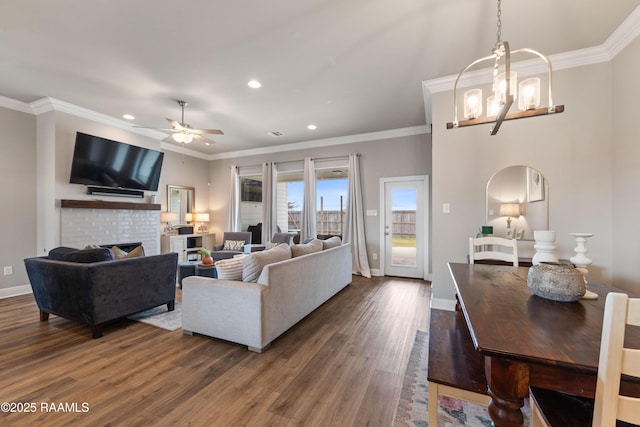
xmin=161 ymin=233 xmax=215 ymax=263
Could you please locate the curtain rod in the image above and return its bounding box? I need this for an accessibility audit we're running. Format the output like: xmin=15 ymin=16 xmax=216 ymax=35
xmin=234 ymin=153 xmax=359 ymax=169
xmin=311 ymin=153 xmax=359 ymax=161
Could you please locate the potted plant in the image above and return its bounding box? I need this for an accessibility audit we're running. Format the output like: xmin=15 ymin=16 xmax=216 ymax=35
xmin=198 ymin=248 xmax=213 ymax=265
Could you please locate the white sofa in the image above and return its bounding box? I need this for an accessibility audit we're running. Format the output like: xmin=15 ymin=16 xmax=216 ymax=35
xmin=182 ymin=242 xmax=352 ymax=352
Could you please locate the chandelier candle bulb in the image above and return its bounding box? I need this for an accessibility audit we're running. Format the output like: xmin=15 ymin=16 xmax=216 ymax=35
xmin=486 ymin=95 xmax=500 ymax=118
xmin=463 ymin=89 xmax=482 ymax=119
xmin=495 ymin=71 xmax=517 ymax=105
xmin=519 ymin=77 xmax=541 ymax=110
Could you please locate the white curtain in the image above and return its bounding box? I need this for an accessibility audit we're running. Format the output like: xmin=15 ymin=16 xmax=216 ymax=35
xmin=261 ymin=162 xmax=276 ymax=244
xmin=301 ymin=157 xmax=316 ymax=242
xmin=344 ymin=153 xmax=371 ymax=278
xmin=228 ymin=165 xmax=239 ymax=231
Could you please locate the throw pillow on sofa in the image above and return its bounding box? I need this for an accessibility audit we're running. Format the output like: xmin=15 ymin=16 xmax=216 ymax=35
xmin=223 ymin=240 xmax=246 ymax=251
xmin=215 ymin=255 xmax=245 ymax=280
xmin=321 ymin=236 xmax=342 ymax=250
xmin=112 ymin=245 xmax=145 ymax=260
xmin=242 ymin=243 xmax=292 ymax=282
xmin=291 ymin=239 xmax=323 ymax=257
xmin=48 ymin=247 xmax=115 ymax=263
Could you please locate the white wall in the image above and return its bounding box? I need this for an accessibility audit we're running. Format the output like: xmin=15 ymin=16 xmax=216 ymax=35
xmin=430 ymin=61 xmax=616 ymax=305
xmin=612 ymin=35 xmax=640 ymax=294
xmin=0 ymin=107 xmax=36 ymax=292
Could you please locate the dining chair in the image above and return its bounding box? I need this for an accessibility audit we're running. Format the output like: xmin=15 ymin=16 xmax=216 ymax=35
xmin=530 ymin=292 xmax=640 ymax=427
xmin=468 ymin=236 xmax=519 ymax=266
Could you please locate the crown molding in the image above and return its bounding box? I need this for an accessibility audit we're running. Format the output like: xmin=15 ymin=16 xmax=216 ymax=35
xmin=2 ymin=95 xmax=428 ymax=160
xmin=206 ymin=125 xmax=431 ymax=161
xmin=15 ymin=97 xmax=213 ymax=159
xmin=422 ymin=5 xmax=640 ymax=94
xmin=604 ymin=5 xmax=640 ymax=58
xmin=30 ymin=96 xmax=168 ymax=138
xmin=0 ymin=96 xmax=33 ymax=114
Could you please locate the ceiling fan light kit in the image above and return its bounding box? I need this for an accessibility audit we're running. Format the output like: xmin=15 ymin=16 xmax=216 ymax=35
xmin=446 ymin=0 xmax=564 ymax=135
xmin=138 ymin=99 xmax=223 ymax=145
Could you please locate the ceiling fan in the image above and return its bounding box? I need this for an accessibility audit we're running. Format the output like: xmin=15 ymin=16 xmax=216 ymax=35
xmin=140 ymin=100 xmax=223 ymax=145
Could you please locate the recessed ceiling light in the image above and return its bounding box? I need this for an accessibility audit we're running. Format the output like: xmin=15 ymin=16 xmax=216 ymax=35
xmin=307 ymin=124 xmax=317 ymax=130
xmin=248 ymin=80 xmax=262 ymax=89
xmin=122 ymin=114 xmax=135 ymax=120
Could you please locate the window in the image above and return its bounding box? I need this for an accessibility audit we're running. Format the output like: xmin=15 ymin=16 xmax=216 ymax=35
xmin=276 ymin=170 xmax=303 ymax=236
xmin=316 ymin=168 xmax=348 ymax=238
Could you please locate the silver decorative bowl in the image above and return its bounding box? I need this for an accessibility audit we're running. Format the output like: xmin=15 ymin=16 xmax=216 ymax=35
xmin=527 ymin=262 xmax=586 ymax=302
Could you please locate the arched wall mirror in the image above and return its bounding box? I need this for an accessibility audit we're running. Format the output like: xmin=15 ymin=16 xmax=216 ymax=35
xmin=486 ymin=166 xmax=548 ymax=241
xmin=167 ymin=185 xmax=195 ymax=225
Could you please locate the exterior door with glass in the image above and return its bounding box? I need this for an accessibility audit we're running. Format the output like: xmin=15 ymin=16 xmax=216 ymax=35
xmin=381 ymin=176 xmax=428 ymax=279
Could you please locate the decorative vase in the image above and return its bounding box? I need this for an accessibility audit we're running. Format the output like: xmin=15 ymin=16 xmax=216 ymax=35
xmin=569 ymin=232 xmax=598 ymax=299
xmin=569 ymin=233 xmax=594 ymax=274
xmin=202 ymin=255 xmax=213 ymax=265
xmin=527 ymin=263 xmax=586 ymax=302
xmin=532 ymin=230 xmax=558 ymax=265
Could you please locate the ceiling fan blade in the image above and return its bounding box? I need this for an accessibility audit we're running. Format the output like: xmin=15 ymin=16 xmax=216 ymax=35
xmin=191 ymin=128 xmax=224 ymax=135
xmin=192 ymin=134 xmax=215 ymax=144
xmin=165 ymin=118 xmax=186 ymax=131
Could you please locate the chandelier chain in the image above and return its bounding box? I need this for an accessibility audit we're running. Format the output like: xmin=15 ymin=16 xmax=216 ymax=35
xmin=496 ymin=0 xmax=502 ymax=44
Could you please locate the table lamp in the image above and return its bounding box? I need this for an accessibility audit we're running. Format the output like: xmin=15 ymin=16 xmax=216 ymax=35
xmin=160 ymin=212 xmax=178 ymax=233
xmin=499 ymin=203 xmax=522 ymax=233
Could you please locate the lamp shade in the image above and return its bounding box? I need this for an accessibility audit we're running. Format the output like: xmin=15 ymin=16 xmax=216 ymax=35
xmin=160 ymin=212 xmax=178 ymax=223
xmin=194 ymin=212 xmax=210 ymax=222
xmin=500 ymin=203 xmax=522 ymax=217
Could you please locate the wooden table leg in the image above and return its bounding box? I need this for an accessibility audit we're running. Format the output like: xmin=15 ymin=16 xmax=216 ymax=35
xmin=485 ymin=356 xmax=530 ymax=427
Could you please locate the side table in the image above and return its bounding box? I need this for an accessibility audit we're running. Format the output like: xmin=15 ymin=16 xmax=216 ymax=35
xmin=196 ymin=264 xmax=217 ymax=279
xmin=178 ymin=261 xmax=200 ymax=288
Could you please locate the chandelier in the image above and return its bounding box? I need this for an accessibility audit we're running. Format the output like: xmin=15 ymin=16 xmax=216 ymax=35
xmin=446 ymin=0 xmax=564 ymax=135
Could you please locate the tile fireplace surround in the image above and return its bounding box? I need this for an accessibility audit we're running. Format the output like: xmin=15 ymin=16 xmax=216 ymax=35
xmin=60 ymin=200 xmax=161 ymax=255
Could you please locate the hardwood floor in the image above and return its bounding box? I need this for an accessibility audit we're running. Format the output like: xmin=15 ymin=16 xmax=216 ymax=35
xmin=0 ymin=275 xmax=430 ymax=426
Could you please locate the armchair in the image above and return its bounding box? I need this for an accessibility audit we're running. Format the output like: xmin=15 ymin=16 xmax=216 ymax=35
xmin=212 ymin=232 xmax=252 ymax=261
xmin=270 ymin=232 xmax=295 ymax=245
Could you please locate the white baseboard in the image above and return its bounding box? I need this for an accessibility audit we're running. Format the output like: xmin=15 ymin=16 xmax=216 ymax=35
xmin=430 ymin=298 xmax=456 ymax=311
xmin=371 ymin=268 xmax=383 ymax=276
xmin=0 ymin=284 xmax=32 ymax=299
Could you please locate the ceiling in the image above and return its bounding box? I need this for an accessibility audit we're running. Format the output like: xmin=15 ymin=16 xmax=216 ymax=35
xmin=1 ymin=1 xmax=637 ymax=156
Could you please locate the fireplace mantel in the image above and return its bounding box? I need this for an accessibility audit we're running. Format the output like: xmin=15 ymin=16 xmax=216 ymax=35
xmin=61 ymin=200 xmax=161 ymax=211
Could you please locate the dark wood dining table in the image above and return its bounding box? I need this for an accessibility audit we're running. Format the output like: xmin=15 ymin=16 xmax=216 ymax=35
xmin=448 ymin=262 xmax=640 ymax=427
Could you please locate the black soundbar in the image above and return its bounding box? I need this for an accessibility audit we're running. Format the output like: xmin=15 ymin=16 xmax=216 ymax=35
xmin=86 ymin=186 xmax=144 ymax=198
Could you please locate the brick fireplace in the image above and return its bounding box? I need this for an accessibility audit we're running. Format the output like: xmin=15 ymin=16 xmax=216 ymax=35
xmin=60 ymin=200 xmax=161 ymax=255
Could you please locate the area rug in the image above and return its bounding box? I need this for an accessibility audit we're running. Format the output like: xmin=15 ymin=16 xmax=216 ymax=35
xmin=393 ymin=330 xmax=529 ymax=426
xmin=127 ymin=302 xmax=182 ymax=331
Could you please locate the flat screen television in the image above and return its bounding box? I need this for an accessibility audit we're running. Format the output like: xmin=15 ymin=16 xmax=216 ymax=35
xmin=69 ymin=132 xmax=164 ymax=191
xmin=241 ymin=178 xmax=262 ymax=202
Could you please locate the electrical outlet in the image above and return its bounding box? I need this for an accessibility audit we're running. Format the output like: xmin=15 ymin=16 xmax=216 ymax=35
xmin=442 ymin=203 xmax=451 ymax=213
xmin=3 ymin=266 xmax=13 ymax=276
xmin=372 ymin=253 xmax=378 ymax=261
